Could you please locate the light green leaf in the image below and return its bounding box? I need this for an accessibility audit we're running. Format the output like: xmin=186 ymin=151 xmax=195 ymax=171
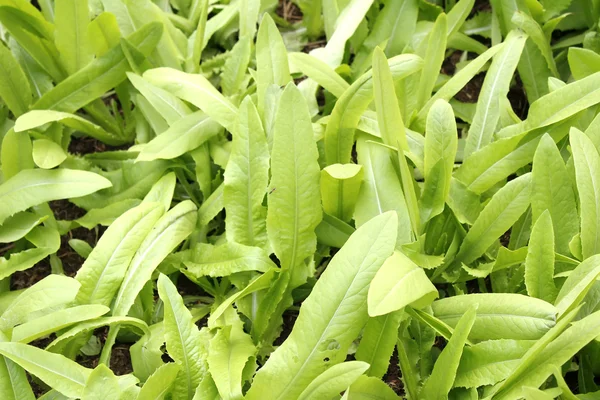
xmin=1 ymin=129 xmax=34 ymax=180
xmin=571 ymin=127 xmax=600 ymax=259
xmin=531 ymin=133 xmax=579 ymax=255
xmin=368 ymin=251 xmax=437 ymax=317
xmin=416 ymin=13 xmax=447 ymax=110
xmin=463 ymin=30 xmax=527 ymax=158
xmin=420 ymin=99 xmax=458 ymax=224
xmin=87 ymin=12 xmax=121 ymax=57
xmin=47 ymin=316 xmax=149 ymax=354
xmin=289 ymin=52 xmax=350 ymax=98
xmin=75 ymin=199 xmax=142 ymax=229
xmin=12 ymin=304 xmax=109 ymax=343
xmin=143 ymin=67 xmax=238 ymax=132
xmin=32 ymin=139 xmax=67 ymax=169
xmin=320 ymin=163 xmax=363 ymax=222
xmin=0 ymin=212 xmax=46 ymax=243
xmin=554 ymin=254 xmax=600 ymax=317
xmin=33 ymin=22 xmax=163 ymax=113
xmin=0 ymin=42 xmax=31 ymax=117
xmin=568 ymin=47 xmax=600 ymax=80
xmin=75 ymin=203 xmax=164 ymax=306
xmin=158 ymin=274 xmax=207 ymax=400
xmin=455 ymin=173 xmax=531 ymax=265
xmin=136 ymin=111 xmax=222 ymax=161
xmin=246 ymin=212 xmax=397 ymax=400
xmin=16 ymin=110 xmax=123 ymax=145
xmin=198 ymin=182 xmax=224 ymax=226
xmin=0 ymin=275 xmax=80 ymax=330
xmin=525 ymin=210 xmax=558 ymax=303
xmin=127 ymin=72 xmax=192 ymax=124
xmin=324 ymin=54 xmax=422 ymax=164
xmin=0 ymin=342 xmax=91 ymax=398
xmin=113 ymin=201 xmax=197 ymax=316
xmin=82 ymin=364 xmax=120 ymax=400
xmin=455 ymin=339 xmax=534 ymax=388
xmin=208 ymin=318 xmax=255 ymax=400
xmin=345 ymin=375 xmax=399 ymax=400
xmin=298 ymin=361 xmax=369 ymax=400
xmin=354 ymin=137 xmax=412 ymax=247
xmin=420 ymin=306 xmax=476 ymax=400
xmin=355 ymin=311 xmax=402 ymax=378
xmin=256 ymin=14 xmax=291 ymax=114
xmin=136 ymin=364 xmax=180 ymax=400
xmin=224 ymin=97 xmax=269 ymax=249
xmin=55 ymin=0 xmax=93 ymax=74
xmin=0 ymin=355 xmax=35 ymax=400
xmin=267 ymin=84 xmax=321 ymax=285
xmin=511 ymin=11 xmax=558 ymax=77
xmin=431 ymin=293 xmax=556 ymax=340
xmin=491 ymin=309 xmax=600 ymax=400
xmin=221 ymin=37 xmax=252 ymax=97
xmin=0 ymin=168 xmax=111 ymax=225
xmin=183 ymin=242 xmax=274 ymax=278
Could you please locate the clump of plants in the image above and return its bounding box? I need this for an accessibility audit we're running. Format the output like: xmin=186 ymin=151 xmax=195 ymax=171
xmin=1 ymin=0 xmax=600 ymax=398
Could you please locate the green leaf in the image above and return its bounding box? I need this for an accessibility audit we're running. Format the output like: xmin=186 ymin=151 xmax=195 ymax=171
xmin=568 ymin=47 xmax=600 ymax=80
xmin=256 ymin=14 xmax=291 ymax=114
xmin=571 ymin=127 xmax=600 ymax=259
xmin=246 ymin=211 xmax=397 ymax=400
xmin=0 ymin=342 xmax=91 ymax=398
xmin=531 ymin=133 xmax=579 ymax=255
xmin=554 ymin=254 xmax=600 ymax=317
xmin=87 ymin=12 xmax=121 ymax=57
xmin=11 ymin=304 xmax=109 ymax=343
xmin=32 ymin=139 xmax=67 ymax=169
xmin=368 ymin=251 xmax=438 ymax=317
xmin=208 ymin=318 xmax=255 ymax=400
xmin=431 ymin=293 xmax=556 ymax=340
xmin=75 ymin=199 xmax=142 ymax=229
xmin=113 ymin=200 xmax=197 ymax=316
xmin=136 ymin=363 xmax=180 ymax=400
xmin=15 ymin=110 xmax=124 ymax=145
xmin=157 ymin=274 xmax=207 ymax=400
xmin=143 ymin=67 xmax=238 ymax=132
xmin=127 ymin=72 xmax=192 ymax=124
xmin=0 ymin=169 xmax=112 ymax=225
xmin=221 ymin=37 xmax=252 ymax=97
xmin=55 ymin=0 xmax=93 ymax=74
xmin=183 ymin=242 xmax=274 ymax=278
xmin=298 ymin=361 xmax=369 ymax=400
xmin=289 ymin=52 xmax=350 ymax=98
xmin=1 ymin=129 xmax=34 ymax=180
xmin=491 ymin=309 xmax=600 ymax=400
xmin=33 ymin=22 xmax=163 ymax=113
xmin=0 ymin=212 xmax=46 ymax=243
xmin=420 ymin=99 xmax=458 ymax=224
xmin=354 ymin=137 xmax=413 ymax=247
xmin=224 ymin=97 xmax=269 ymax=249
xmin=320 ymin=164 xmax=363 ymax=222
xmin=82 ymin=364 xmax=120 ymax=400
xmin=0 ymin=42 xmax=31 ymax=117
xmin=511 ymin=11 xmax=558 ymax=77
xmin=454 ymin=173 xmax=531 ymax=266
xmin=47 ymin=316 xmax=149 ymax=354
xmin=455 ymin=339 xmax=534 ymax=388
xmin=267 ymin=84 xmax=322 ymax=285
xmin=463 ymin=30 xmax=527 ymax=158
xmin=0 ymin=355 xmax=35 ymax=400
xmin=0 ymin=275 xmax=80 ymax=330
xmin=525 ymin=210 xmax=558 ymax=303
xmin=420 ymin=306 xmax=476 ymax=400
xmin=136 ymin=111 xmax=222 ymax=161
xmin=345 ymin=375 xmax=400 ymax=399
xmin=416 ymin=13 xmax=447 ymax=110
xmin=324 ymin=54 xmax=423 ymax=164
xmin=355 ymin=311 xmax=402 ymax=378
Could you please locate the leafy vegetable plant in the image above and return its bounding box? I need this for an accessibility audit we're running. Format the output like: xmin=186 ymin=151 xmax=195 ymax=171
xmin=1 ymin=0 xmax=600 ymax=399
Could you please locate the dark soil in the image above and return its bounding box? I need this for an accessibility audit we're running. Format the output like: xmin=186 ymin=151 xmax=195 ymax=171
xmin=69 ymin=136 xmax=130 ymax=156
xmin=383 ymin=350 xmax=404 ymax=395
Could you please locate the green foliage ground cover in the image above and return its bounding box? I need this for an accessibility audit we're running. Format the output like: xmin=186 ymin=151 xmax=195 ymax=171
xmin=2 ymin=0 xmax=600 ymax=398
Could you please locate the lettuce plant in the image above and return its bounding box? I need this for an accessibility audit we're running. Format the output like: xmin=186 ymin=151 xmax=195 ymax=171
xmin=1 ymin=0 xmax=600 ymax=399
